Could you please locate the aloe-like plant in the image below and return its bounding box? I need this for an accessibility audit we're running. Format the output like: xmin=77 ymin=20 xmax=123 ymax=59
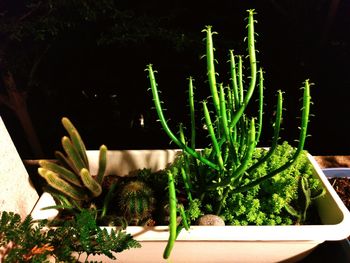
xmin=37 ymin=117 xmax=110 ymax=214
xmin=146 ymin=9 xmax=320 ymax=259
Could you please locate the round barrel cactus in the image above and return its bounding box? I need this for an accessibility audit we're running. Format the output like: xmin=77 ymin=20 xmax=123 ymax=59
xmin=119 ymin=180 xmax=155 ymax=225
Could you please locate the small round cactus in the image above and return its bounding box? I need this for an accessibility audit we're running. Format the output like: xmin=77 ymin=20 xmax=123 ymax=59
xmin=119 ymin=180 xmax=155 ymax=225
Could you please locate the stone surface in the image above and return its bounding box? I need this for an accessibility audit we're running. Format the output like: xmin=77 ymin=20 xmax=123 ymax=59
xmin=197 ymin=214 xmax=225 ymax=226
xmin=0 ymin=117 xmax=39 ymax=219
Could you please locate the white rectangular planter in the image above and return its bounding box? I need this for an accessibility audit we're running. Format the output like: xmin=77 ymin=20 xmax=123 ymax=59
xmin=31 ymin=150 xmax=350 ymax=263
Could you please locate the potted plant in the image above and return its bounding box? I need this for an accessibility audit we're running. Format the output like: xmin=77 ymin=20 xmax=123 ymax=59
xmin=323 ymin=168 xmax=350 ymax=212
xmin=31 ymin=9 xmax=350 ymax=263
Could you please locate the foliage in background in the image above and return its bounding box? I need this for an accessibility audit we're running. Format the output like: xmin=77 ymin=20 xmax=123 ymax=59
xmin=0 ymin=0 xmax=203 ymax=158
xmin=0 ymin=210 xmax=140 ymax=262
xmin=0 ymin=0 xmax=195 ymax=89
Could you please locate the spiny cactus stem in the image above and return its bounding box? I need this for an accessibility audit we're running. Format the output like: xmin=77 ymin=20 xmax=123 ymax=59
xmin=39 ymin=160 xmax=83 ymax=187
xmin=188 ymin=77 xmax=196 ymax=149
xmin=38 ymin=168 xmax=87 ymax=200
xmin=247 ymin=10 xmax=257 ymax=87
xmin=204 ymin=26 xmax=221 ymax=116
xmin=226 ymin=86 xmax=233 ymax=122
xmin=202 ymin=100 xmax=225 ymax=171
xmin=224 ymin=86 xmax=240 ymax=165
xmin=229 ymin=10 xmax=257 ymax=130
xmin=61 ymin=117 xmax=89 ymax=168
xmin=229 ymin=50 xmax=240 ymax=110
xmin=80 ymin=168 xmax=102 ymax=197
xmin=96 ymin=145 xmax=107 ymax=184
xmin=256 ymin=68 xmax=264 ymax=144
xmin=298 ymin=79 xmax=311 ymax=151
xmin=219 ymin=84 xmax=231 ymax=146
xmin=247 ymin=89 xmax=283 ymax=174
xmin=163 ymin=171 xmax=177 ymax=259
xmin=180 ymin=166 xmax=192 ymax=202
xmin=178 ymin=204 xmax=190 ymax=230
xmin=178 ymin=123 xmax=195 ymax=192
xmin=179 ymin=123 xmax=186 ymax=144
xmin=233 ymin=81 xmax=310 ymax=193
xmin=237 ymin=55 xmax=244 ymax=105
xmin=61 ymin=136 xmax=86 ymax=174
xmin=147 ymin=64 xmax=219 ymax=171
xmin=208 ymin=118 xmax=256 ymax=190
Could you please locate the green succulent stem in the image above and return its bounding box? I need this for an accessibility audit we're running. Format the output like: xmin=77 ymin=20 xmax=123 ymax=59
xmin=61 ymin=136 xmax=86 ymax=174
xmin=229 ymin=9 xmax=257 ymax=130
xmin=256 ymin=68 xmax=264 ymax=144
xmin=80 ymin=168 xmax=102 ymax=197
xmin=146 ymin=64 xmax=219 ymax=171
xmin=229 ymin=50 xmax=240 ymax=110
xmin=233 ymin=80 xmax=311 ymax=193
xmin=202 ymin=100 xmax=225 ymax=171
xmin=38 ymin=168 xmax=87 ymax=200
xmin=163 ymin=171 xmax=178 ymax=259
xmin=62 ymin=117 xmax=89 ymax=168
xmin=179 ymin=124 xmax=193 ymax=201
xmin=39 ymin=160 xmax=83 ymax=187
xmin=209 ymin=118 xmax=256 ymax=190
xmin=246 ymin=89 xmax=283 ymax=174
xmin=203 ymin=25 xmax=221 ymax=116
xmin=96 ymin=145 xmax=107 ymax=184
xmin=219 ymin=84 xmax=232 ymax=146
xmin=188 ymin=77 xmax=196 ymax=149
xmin=237 ymin=55 xmax=244 ymax=104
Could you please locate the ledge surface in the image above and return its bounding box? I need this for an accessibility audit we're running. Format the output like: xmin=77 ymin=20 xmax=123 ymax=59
xmin=315 ymin=156 xmax=350 ymax=169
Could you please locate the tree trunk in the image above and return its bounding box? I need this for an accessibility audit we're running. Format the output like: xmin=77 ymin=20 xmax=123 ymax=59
xmin=0 ymin=71 xmax=44 ymax=158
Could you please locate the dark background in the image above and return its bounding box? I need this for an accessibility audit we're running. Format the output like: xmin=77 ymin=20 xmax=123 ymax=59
xmin=0 ymin=0 xmax=349 ymax=159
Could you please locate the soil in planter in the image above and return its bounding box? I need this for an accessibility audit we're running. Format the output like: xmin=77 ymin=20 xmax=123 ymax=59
xmin=328 ymin=177 xmax=350 ymax=211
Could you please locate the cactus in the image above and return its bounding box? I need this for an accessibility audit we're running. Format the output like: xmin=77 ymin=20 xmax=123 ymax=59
xmin=147 ymin=9 xmax=311 ymax=207
xmin=38 ymin=167 xmax=87 ymax=200
xmin=38 ymin=117 xmax=108 ymax=206
xmin=147 ymin=10 xmax=313 ymax=258
xmin=119 ymin=180 xmax=155 ymax=225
